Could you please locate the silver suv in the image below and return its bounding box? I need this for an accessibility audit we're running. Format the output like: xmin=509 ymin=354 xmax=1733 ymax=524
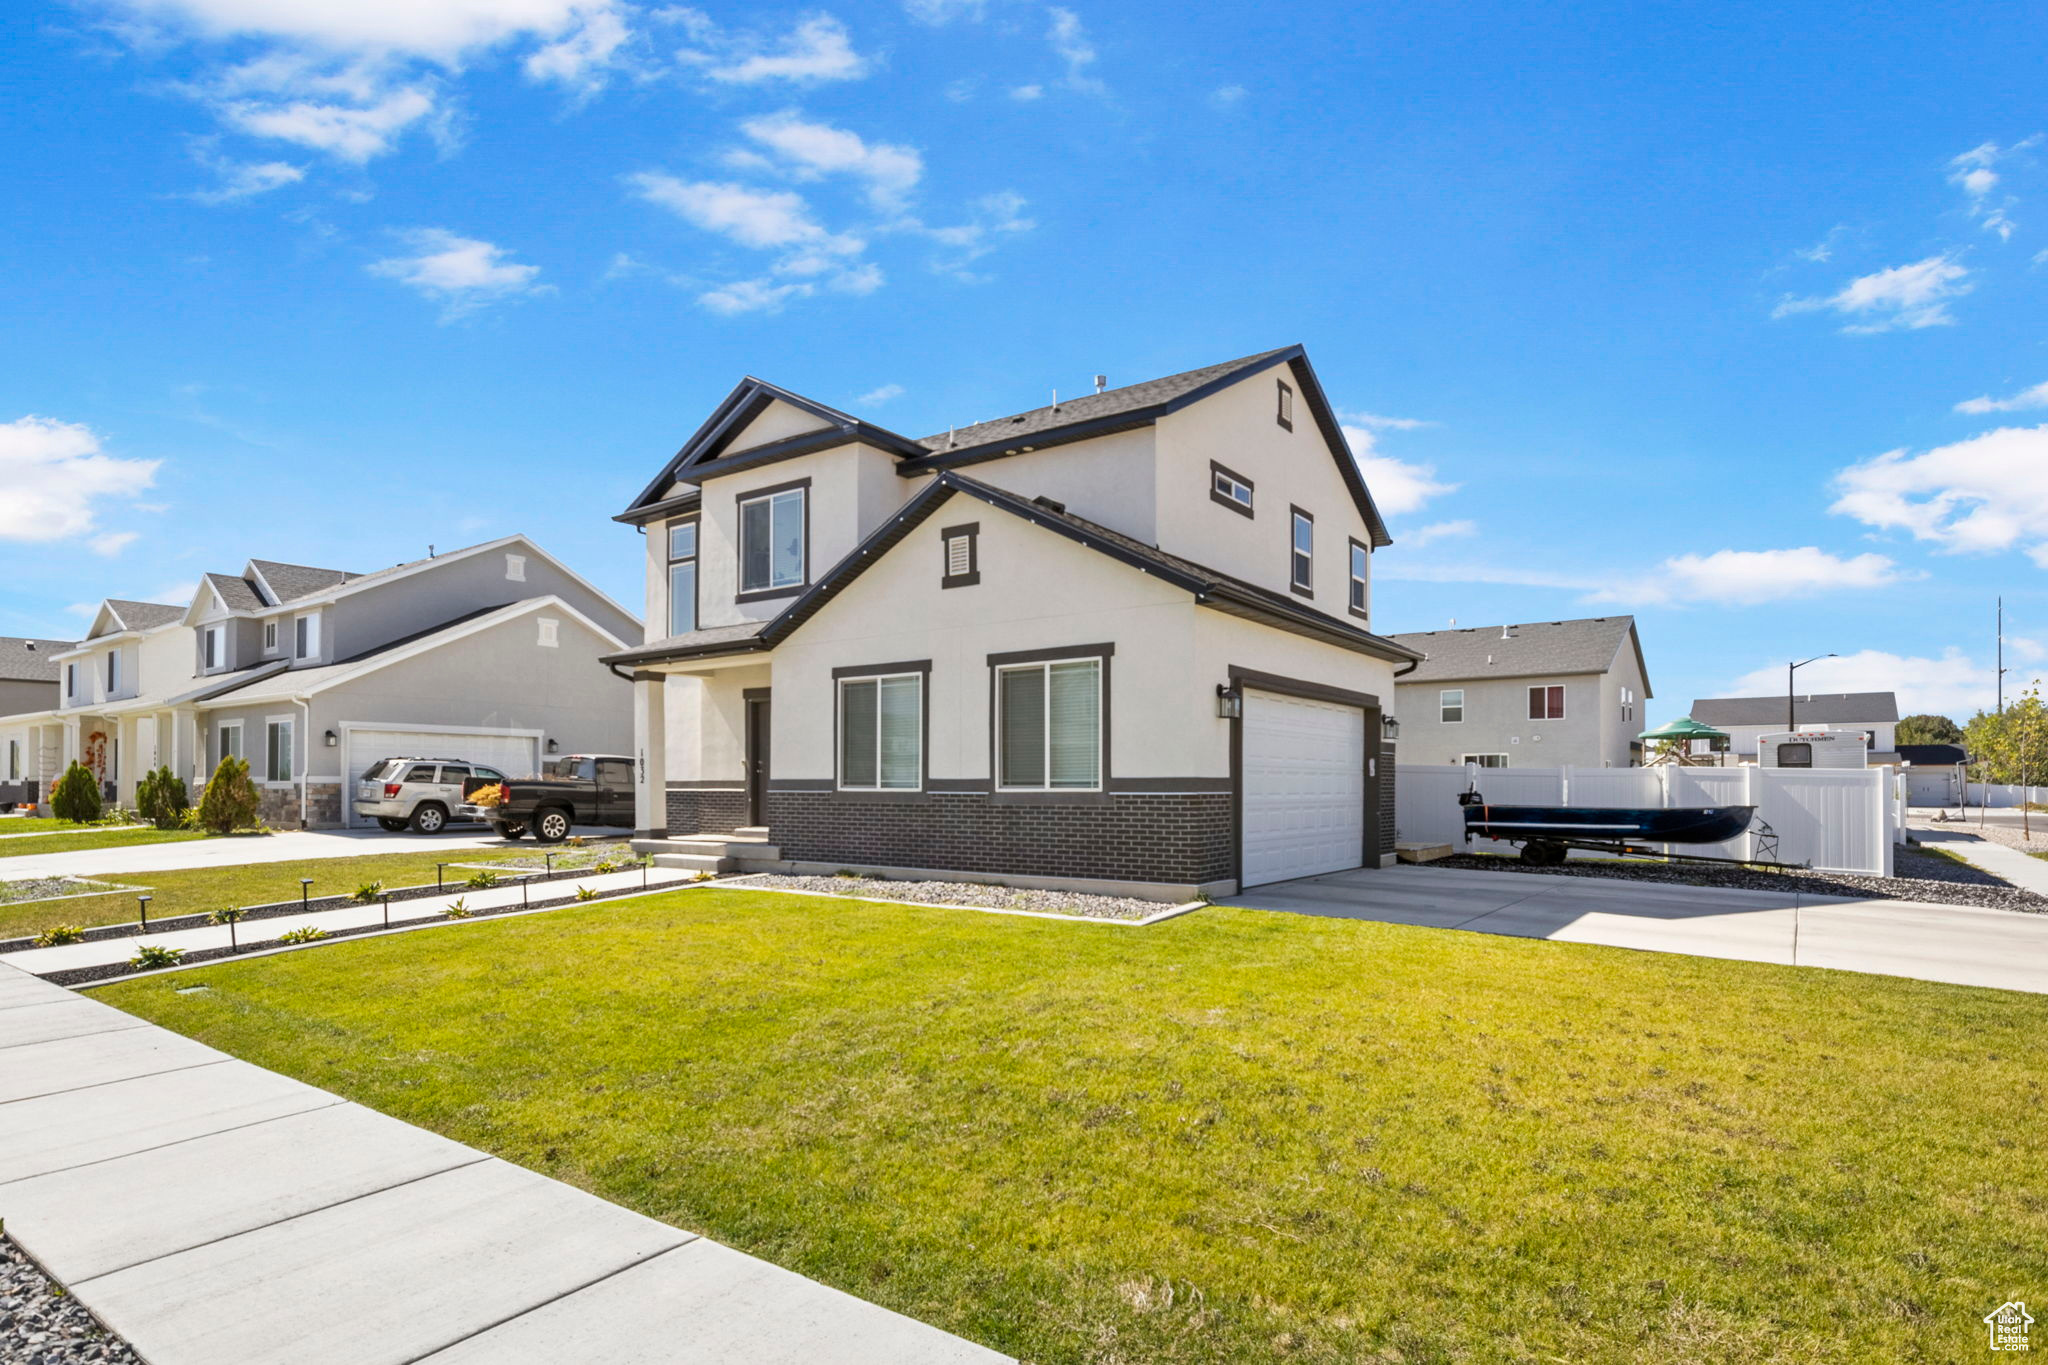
xmin=355 ymin=758 xmax=510 ymax=834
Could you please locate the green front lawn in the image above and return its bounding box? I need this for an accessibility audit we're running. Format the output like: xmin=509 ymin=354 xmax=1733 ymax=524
xmin=0 ymin=827 xmax=208 ymax=860
xmin=0 ymin=818 xmax=143 ymax=837
xmin=99 ymin=890 xmax=2046 ymax=1364
xmin=0 ymin=847 xmax=545 ymax=941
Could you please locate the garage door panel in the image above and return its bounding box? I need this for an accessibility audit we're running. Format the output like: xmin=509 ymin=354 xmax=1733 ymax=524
xmin=1241 ymin=692 xmax=1365 ymax=888
xmin=343 ymin=729 xmax=540 ymax=827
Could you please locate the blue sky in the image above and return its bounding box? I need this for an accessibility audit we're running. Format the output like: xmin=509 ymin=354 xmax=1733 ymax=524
xmin=4 ymin=0 xmax=2046 ymax=723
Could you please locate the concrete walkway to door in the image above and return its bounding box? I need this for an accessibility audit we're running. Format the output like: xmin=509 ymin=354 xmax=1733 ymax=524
xmin=1224 ymin=864 xmax=2048 ymax=995
xmin=0 ymin=963 xmax=1010 ymax=1365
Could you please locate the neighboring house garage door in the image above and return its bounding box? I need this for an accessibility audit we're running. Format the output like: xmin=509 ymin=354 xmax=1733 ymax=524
xmin=1240 ymin=690 xmax=1366 ymax=888
xmin=343 ymin=727 xmax=541 ymax=828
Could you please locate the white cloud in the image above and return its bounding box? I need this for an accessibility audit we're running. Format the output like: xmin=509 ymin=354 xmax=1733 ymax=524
xmin=1948 ymin=138 xmax=2039 ymax=241
xmin=857 ymin=383 xmax=905 ymax=405
xmin=631 ymin=174 xmax=853 ymax=251
xmin=1340 ymin=417 xmax=1455 ymax=516
xmin=675 ymin=11 xmax=867 ymax=85
xmin=1009 ymin=84 xmax=1043 ymax=101
xmin=1773 ymin=255 xmax=1971 ymax=332
xmin=1342 ymin=410 xmax=1435 ymax=431
xmin=698 ymin=277 xmax=813 ymax=315
xmin=1832 ymin=425 xmax=2048 ymax=561
xmin=737 ymin=111 xmax=922 ymax=211
xmin=103 ymin=0 xmax=625 ymax=63
xmin=223 ymin=86 xmax=436 ymax=162
xmin=1793 ymin=226 xmax=1847 ymax=263
xmin=367 ymin=228 xmax=546 ymax=319
xmin=1209 ymin=84 xmax=1245 ymax=110
xmin=1611 ymin=547 xmax=1904 ymax=606
xmin=1956 ymin=380 xmax=2048 ymax=414
xmin=188 ymin=151 xmax=305 ymax=203
xmin=903 ymin=0 xmax=985 ymax=22
xmin=1401 ymin=519 xmax=1475 ymax=548
xmin=524 ymin=7 xmax=634 ymax=94
xmin=913 ymin=190 xmax=1035 ymax=278
xmin=1046 ymin=7 xmax=1103 ymax=93
xmin=90 ymin=531 xmax=141 ymax=556
xmin=1726 ymin=648 xmax=2006 ymax=722
xmin=0 ymin=417 xmax=160 ymax=547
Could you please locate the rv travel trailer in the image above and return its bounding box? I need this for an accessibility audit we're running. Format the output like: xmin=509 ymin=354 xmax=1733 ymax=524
xmin=1757 ymin=729 xmax=1868 ymax=769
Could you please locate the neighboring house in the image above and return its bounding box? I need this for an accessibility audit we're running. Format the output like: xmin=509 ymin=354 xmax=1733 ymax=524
xmin=1384 ymin=616 xmax=1652 ymax=769
xmin=0 ymin=637 xmax=74 ymax=807
xmin=0 ymin=537 xmax=639 ymax=827
xmin=604 ymin=346 xmax=1424 ymax=894
xmin=1689 ymin=692 xmax=1900 ymax=765
xmin=1898 ymin=742 xmax=1968 ymax=806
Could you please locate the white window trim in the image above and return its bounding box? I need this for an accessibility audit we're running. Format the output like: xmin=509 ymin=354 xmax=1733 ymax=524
xmin=1440 ymin=688 xmax=1464 ymax=724
xmin=65 ymin=663 xmax=77 ymax=701
xmin=106 ymin=650 xmax=119 ymax=694
xmin=738 ymin=487 xmax=807 ymax=594
xmin=667 ymin=517 xmax=699 ymax=636
xmin=836 ymin=673 xmax=924 ymax=792
xmin=1348 ymin=543 xmax=1368 ymax=615
xmin=295 ymin=612 xmax=321 ymax=661
xmin=994 ymin=658 xmax=1104 ymax=793
xmin=203 ymin=624 xmax=224 ymax=671
xmin=536 ymin=618 xmax=559 ymax=648
xmin=505 ymin=553 xmax=527 ymax=582
xmin=1528 ymin=684 xmax=1567 ymax=721
xmin=263 ymin=619 xmax=279 ymax=654
xmin=1462 ymin=753 xmax=1510 ymax=768
xmin=1212 ymin=468 xmax=1252 ymax=509
xmin=217 ymin=720 xmax=244 ymax=767
xmin=265 ymin=715 xmax=295 ymax=783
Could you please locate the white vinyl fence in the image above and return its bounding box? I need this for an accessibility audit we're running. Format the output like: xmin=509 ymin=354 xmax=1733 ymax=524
xmin=1964 ymin=782 xmax=2048 ymax=808
xmin=1398 ymin=764 xmax=1900 ymax=875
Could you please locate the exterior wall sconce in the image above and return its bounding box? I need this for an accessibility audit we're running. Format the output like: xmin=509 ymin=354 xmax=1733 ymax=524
xmin=1215 ymin=685 xmax=1241 ymax=720
xmin=1382 ymin=714 xmax=1401 ymax=742
xmin=545 ymin=737 xmax=560 ymax=753
xmin=323 ymin=730 xmax=338 ymax=747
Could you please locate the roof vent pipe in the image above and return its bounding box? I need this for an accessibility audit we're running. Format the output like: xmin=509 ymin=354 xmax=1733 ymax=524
xmin=1051 ymin=388 xmax=1059 ymax=412
xmin=1094 ymin=374 xmax=1106 ymax=394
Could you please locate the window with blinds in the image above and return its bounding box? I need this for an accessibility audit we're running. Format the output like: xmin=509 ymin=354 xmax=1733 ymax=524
xmin=838 ymin=673 xmax=922 ymax=790
xmin=998 ymin=658 xmax=1102 ymax=790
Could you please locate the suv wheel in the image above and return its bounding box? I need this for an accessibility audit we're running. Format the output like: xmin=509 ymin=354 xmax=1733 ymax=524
xmin=532 ymin=807 xmax=571 ymax=843
xmin=410 ymin=803 xmax=449 ymax=835
xmin=376 ymin=817 xmax=408 ymax=832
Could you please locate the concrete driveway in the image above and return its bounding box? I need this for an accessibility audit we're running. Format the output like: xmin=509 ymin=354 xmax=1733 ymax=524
xmin=0 ymin=824 xmax=615 ymax=880
xmin=1224 ymin=864 xmax=2048 ymax=995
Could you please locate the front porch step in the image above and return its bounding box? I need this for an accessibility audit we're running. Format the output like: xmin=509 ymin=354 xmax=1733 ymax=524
xmin=633 ymin=833 xmax=780 ymax=861
xmin=653 ymin=853 xmax=736 ymax=873
xmin=735 ymin=826 xmax=771 ymax=839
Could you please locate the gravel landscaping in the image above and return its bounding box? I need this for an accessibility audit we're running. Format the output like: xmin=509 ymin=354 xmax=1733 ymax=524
xmin=1435 ymin=844 xmax=2048 ymax=914
xmin=736 ymin=873 xmax=1180 ymax=921
xmin=0 ymin=878 xmax=130 ymax=907
xmin=1 ymin=1237 xmax=139 ymax=1365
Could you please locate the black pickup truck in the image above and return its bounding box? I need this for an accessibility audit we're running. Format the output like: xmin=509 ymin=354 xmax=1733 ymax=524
xmin=464 ymin=754 xmax=636 ymax=843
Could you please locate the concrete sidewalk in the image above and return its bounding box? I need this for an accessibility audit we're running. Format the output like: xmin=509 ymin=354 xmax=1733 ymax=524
xmin=1911 ymin=826 xmax=2048 ymax=895
xmin=1226 ymin=864 xmax=2048 ymax=994
xmin=0 ymin=824 xmax=614 ymax=880
xmin=0 ymin=964 xmax=1010 ymax=1365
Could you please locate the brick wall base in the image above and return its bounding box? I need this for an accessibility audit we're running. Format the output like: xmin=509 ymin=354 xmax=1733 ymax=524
xmin=1378 ymin=742 xmax=1397 ymax=859
xmin=763 ymin=789 xmax=1233 ymax=886
xmin=667 ymin=786 xmax=750 ymax=836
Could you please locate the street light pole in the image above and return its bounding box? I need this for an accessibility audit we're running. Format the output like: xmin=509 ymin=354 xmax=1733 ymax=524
xmin=1787 ymin=654 xmax=1838 ymax=731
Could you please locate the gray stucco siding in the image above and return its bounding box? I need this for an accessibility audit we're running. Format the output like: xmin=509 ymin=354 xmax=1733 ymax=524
xmin=0 ymin=679 xmax=56 ymax=720
xmin=328 ymin=545 xmax=638 ymax=665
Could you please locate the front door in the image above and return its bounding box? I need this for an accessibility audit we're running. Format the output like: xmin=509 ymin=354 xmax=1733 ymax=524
xmin=745 ymin=696 xmax=771 ymax=827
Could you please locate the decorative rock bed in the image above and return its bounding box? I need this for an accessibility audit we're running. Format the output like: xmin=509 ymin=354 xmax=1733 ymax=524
xmin=735 ymin=873 xmax=1182 ymax=922
xmin=1 ymin=1236 xmax=140 ymax=1365
xmin=0 ymin=877 xmax=132 ymax=908
xmin=1435 ymin=845 xmax=2047 ymax=914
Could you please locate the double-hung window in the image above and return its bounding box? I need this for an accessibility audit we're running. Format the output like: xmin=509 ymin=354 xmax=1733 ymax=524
xmin=1619 ymin=684 xmax=1634 ymax=723
xmin=263 ymin=620 xmax=278 ymax=653
xmin=667 ymin=519 xmax=699 ymax=635
xmin=1289 ymin=508 xmax=1314 ymax=595
xmin=106 ymin=651 xmax=119 ymax=694
xmin=1528 ymin=684 xmax=1565 ymax=720
xmin=837 ymin=671 xmax=923 ymax=790
xmin=65 ymin=663 xmax=77 ymax=701
xmin=217 ymin=722 xmax=242 ymax=767
xmin=1347 ymin=539 xmax=1369 ymax=619
xmin=295 ymin=614 xmax=320 ymax=661
xmin=738 ymin=483 xmax=806 ymax=596
xmin=202 ymin=627 xmax=222 ymax=670
xmin=266 ymin=719 xmax=293 ymax=782
xmin=996 ymin=656 xmax=1103 ymax=791
xmin=1440 ymin=688 xmax=1464 ymax=723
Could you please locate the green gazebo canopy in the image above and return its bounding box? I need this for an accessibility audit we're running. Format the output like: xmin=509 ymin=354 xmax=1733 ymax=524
xmin=1638 ymin=716 xmax=1730 ymax=741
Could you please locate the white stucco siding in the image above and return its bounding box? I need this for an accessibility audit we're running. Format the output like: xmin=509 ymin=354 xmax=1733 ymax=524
xmin=723 ymin=398 xmax=836 ymax=454
xmin=1154 ymin=364 xmax=1379 ymax=622
xmin=1192 ymin=611 xmax=1398 ymax=775
xmin=962 ymin=427 xmax=1158 ymax=543
xmin=764 ymin=507 xmax=1204 ymax=782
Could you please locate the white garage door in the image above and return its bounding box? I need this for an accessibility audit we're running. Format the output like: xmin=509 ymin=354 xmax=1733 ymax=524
xmin=343 ymin=728 xmax=541 ymax=827
xmin=1906 ymin=769 xmax=1955 ymax=807
xmin=1241 ymin=691 xmax=1366 ymax=888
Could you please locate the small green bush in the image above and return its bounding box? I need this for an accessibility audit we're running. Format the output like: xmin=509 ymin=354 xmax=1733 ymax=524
xmin=33 ymin=924 xmax=86 ymax=947
xmin=442 ymin=898 xmax=473 ymax=918
xmin=135 ymin=766 xmax=190 ymax=830
xmin=130 ymin=944 xmax=184 ymax=969
xmin=195 ymin=756 xmax=260 ymax=835
xmin=593 ymin=858 xmax=620 ymax=874
xmin=277 ymin=925 xmax=327 ymax=944
xmin=575 ymin=885 xmax=599 ymax=901
xmin=465 ymin=870 xmax=500 ymax=889
xmin=207 ymin=906 xmax=247 ymax=925
xmin=50 ymin=762 xmax=102 ymax=824
xmin=350 ymin=881 xmax=385 ymax=904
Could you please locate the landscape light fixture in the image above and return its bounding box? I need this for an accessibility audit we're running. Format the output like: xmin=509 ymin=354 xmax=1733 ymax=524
xmin=1787 ymin=654 xmax=1838 ymax=731
xmin=300 ymin=878 xmax=312 ymax=911
xmin=137 ymin=895 xmax=151 ymax=933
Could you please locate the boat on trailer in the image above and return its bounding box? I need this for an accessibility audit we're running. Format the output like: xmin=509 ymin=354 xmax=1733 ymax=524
xmin=1457 ymin=791 xmax=1789 ymax=867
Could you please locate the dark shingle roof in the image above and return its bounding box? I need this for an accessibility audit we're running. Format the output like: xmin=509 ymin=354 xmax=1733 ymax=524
xmin=203 ymin=573 xmax=266 ymax=612
xmin=1898 ymin=743 xmax=1967 ymax=766
xmin=1692 ymin=692 xmax=1899 ymax=726
xmin=0 ymin=638 xmax=73 ymax=683
xmin=912 ymin=348 xmax=1295 ymax=455
xmin=1387 ymin=617 xmax=1644 ymax=688
xmin=104 ymin=600 xmax=185 ymax=633
xmin=248 ymin=559 xmax=356 ymax=602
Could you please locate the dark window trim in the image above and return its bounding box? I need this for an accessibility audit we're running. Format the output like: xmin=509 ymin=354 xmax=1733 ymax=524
xmin=666 ymin=514 xmax=700 ymax=636
xmin=1209 ymin=461 xmax=1255 ymax=518
xmin=987 ymin=642 xmax=1113 ymax=793
xmin=1347 ymin=537 xmax=1370 ymax=621
xmin=736 ymin=476 xmax=811 ymax=599
xmin=1276 ymin=379 xmax=1294 ymax=432
xmin=940 ymin=521 xmax=980 ymax=588
xmin=1289 ymin=505 xmax=1314 ymax=599
xmin=833 ymin=661 xmax=930 ymax=794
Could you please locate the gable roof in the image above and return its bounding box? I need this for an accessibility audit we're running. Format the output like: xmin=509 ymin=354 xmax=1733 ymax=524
xmin=203 ymin=573 xmax=267 ymax=613
xmin=101 ymin=600 xmax=185 ymax=634
xmin=616 ymin=346 xmax=1393 ymax=546
xmin=603 ymin=471 xmax=1423 ymax=670
xmin=1691 ymin=692 xmax=1899 ymax=726
xmin=247 ymin=558 xmax=356 ymax=603
xmin=0 ymin=638 xmax=73 ymax=684
xmin=1386 ymin=616 xmax=1649 ymax=693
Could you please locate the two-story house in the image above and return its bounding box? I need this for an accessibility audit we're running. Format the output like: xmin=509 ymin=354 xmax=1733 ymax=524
xmin=0 ymin=536 xmax=639 ymax=827
xmin=0 ymin=636 xmax=78 ymax=810
xmin=1385 ymin=616 xmax=1653 ymax=769
xmin=604 ymin=346 xmax=1424 ymax=895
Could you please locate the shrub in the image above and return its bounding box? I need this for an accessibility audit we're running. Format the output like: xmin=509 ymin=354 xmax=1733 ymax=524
xmin=465 ymin=870 xmax=500 ymax=889
xmin=208 ymin=906 xmax=247 ymax=926
xmin=442 ymin=898 xmax=473 ymax=918
xmin=350 ymin=881 xmax=384 ymax=904
xmin=135 ymin=766 xmax=190 ymax=830
xmin=575 ymin=885 xmax=599 ymax=901
xmin=195 ymin=756 xmax=260 ymax=835
xmin=130 ymin=944 xmax=184 ymax=970
xmin=33 ymin=924 xmax=86 ymax=947
xmin=468 ymin=782 xmax=506 ymax=809
xmin=277 ymin=925 xmax=327 ymax=944
xmin=49 ymin=762 xmax=102 ymax=824
xmin=593 ymin=858 xmax=619 ymax=874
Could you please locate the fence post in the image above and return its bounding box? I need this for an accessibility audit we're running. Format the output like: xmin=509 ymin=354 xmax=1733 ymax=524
xmin=1876 ymin=769 xmax=1891 ymax=877
xmin=1559 ymin=765 xmax=1572 ymax=806
xmin=1742 ymin=764 xmax=1757 ymax=864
